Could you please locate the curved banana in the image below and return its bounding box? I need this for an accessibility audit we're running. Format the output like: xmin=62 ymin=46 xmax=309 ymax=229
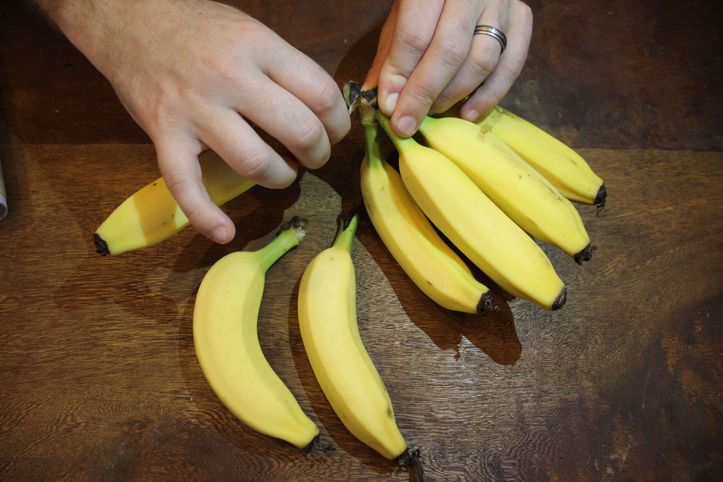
xmin=95 ymin=150 xmax=255 ymax=255
xmin=298 ymin=214 xmax=408 ymax=459
xmin=478 ymin=106 xmax=606 ymax=206
xmin=359 ymin=111 xmax=493 ymax=312
xmin=377 ymin=112 xmax=566 ymax=310
xmin=193 ymin=218 xmax=318 ymax=449
xmin=419 ymin=115 xmax=594 ymax=263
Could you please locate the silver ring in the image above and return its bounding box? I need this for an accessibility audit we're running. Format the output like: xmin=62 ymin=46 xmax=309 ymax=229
xmin=474 ymin=25 xmax=507 ymax=53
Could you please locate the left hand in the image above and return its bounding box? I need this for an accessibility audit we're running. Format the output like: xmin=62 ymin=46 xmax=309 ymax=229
xmin=364 ymin=0 xmax=533 ymax=137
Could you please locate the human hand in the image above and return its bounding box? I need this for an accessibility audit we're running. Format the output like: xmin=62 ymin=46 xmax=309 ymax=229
xmin=364 ymin=0 xmax=533 ymax=137
xmin=41 ymin=0 xmax=350 ymax=244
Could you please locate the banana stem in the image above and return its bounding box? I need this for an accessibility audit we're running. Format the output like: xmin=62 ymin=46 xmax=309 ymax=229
xmin=255 ymin=217 xmax=307 ymax=271
xmin=332 ymin=213 xmax=359 ymax=252
xmin=362 ymin=117 xmax=383 ymax=169
xmin=375 ymin=111 xmax=415 ymax=152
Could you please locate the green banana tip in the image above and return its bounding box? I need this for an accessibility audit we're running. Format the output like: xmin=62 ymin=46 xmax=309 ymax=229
xmin=339 ymin=206 xmax=363 ymax=231
xmin=277 ymin=216 xmax=308 ymax=241
xmin=332 ymin=208 xmax=361 ymax=250
xmin=93 ymin=233 xmax=110 ymax=256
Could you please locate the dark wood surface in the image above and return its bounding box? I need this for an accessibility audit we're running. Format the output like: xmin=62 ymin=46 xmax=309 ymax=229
xmin=1 ymin=1 xmax=721 ymax=480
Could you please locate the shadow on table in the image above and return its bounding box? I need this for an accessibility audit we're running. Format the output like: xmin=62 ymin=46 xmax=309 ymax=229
xmin=174 ymin=288 xmax=318 ymax=466
xmin=355 ymin=214 xmax=522 ymax=366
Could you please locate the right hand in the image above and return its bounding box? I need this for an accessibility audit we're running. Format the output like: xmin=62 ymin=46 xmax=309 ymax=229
xmin=60 ymin=0 xmax=350 ymax=243
xmin=364 ymin=0 xmax=533 ymax=137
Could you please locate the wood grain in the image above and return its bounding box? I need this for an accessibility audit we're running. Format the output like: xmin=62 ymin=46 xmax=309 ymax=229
xmin=1 ymin=0 xmax=722 ymax=481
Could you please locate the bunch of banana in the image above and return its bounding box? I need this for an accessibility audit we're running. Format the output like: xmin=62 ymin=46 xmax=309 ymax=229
xmin=359 ymin=104 xmax=494 ymax=313
xmin=94 ymin=150 xmax=255 ymax=255
xmin=297 ymin=213 xmax=408 ymax=460
xmin=418 ymin=115 xmax=594 ymax=264
xmin=477 ymin=106 xmax=606 ymax=207
xmin=376 ymin=112 xmax=567 ymax=310
xmin=193 ymin=217 xmax=318 ymax=449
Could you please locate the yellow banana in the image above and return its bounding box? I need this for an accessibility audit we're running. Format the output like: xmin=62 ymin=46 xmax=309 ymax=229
xmin=377 ymin=112 xmax=566 ymax=310
xmin=478 ymin=106 xmax=606 ymax=206
xmin=298 ymin=213 xmax=408 ymax=459
xmin=193 ymin=218 xmax=318 ymax=449
xmin=419 ymin=115 xmax=594 ymax=263
xmin=95 ymin=150 xmax=255 ymax=255
xmin=359 ymin=110 xmax=493 ymax=312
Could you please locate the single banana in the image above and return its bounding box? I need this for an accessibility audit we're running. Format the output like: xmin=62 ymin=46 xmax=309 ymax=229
xmin=359 ymin=109 xmax=494 ymax=312
xmin=193 ymin=217 xmax=318 ymax=449
xmin=377 ymin=112 xmax=566 ymax=310
xmin=298 ymin=213 xmax=408 ymax=459
xmin=478 ymin=106 xmax=606 ymax=206
xmin=95 ymin=150 xmax=255 ymax=255
xmin=419 ymin=115 xmax=594 ymax=263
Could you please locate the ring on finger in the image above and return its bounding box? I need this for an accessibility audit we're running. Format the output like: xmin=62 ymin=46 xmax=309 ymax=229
xmin=474 ymin=25 xmax=507 ymax=53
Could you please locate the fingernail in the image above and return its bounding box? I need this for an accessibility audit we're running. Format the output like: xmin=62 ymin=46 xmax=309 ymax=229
xmin=210 ymin=225 xmax=228 ymax=243
xmin=395 ymin=116 xmax=417 ymax=137
xmin=384 ymin=92 xmax=399 ymax=113
xmin=464 ymin=110 xmax=480 ymax=122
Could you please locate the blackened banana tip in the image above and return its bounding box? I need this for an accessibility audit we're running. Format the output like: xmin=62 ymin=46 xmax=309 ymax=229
xmin=477 ymin=292 xmax=496 ymax=313
xmin=94 ymin=233 xmax=110 ymax=256
xmin=594 ymin=184 xmax=607 ymax=208
xmin=398 ymin=448 xmax=424 ymax=482
xmin=552 ymin=287 xmax=567 ymax=310
xmin=302 ymin=434 xmax=320 ymax=452
xmin=574 ymin=243 xmax=596 ymax=265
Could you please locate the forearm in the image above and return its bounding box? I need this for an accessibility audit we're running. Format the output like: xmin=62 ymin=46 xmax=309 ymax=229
xmin=32 ymin=0 xmax=182 ymax=78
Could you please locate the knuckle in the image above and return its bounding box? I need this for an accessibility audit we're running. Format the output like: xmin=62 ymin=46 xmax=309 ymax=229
xmin=293 ymin=117 xmax=326 ymax=153
xmin=159 ymin=159 xmax=194 ymax=193
xmin=162 ymin=168 xmax=186 ymax=193
xmin=183 ymin=202 xmax=207 ymax=224
xmin=407 ymin=86 xmax=437 ymax=110
xmin=313 ymin=79 xmax=342 ymax=115
xmin=473 ymin=91 xmax=502 ymax=112
xmin=471 ymin=54 xmax=498 ymax=79
xmin=518 ymin=2 xmax=533 ymax=22
xmin=500 ymin=59 xmax=524 ymax=80
xmin=437 ymin=44 xmax=467 ymax=69
xmin=237 ymin=150 xmax=270 ymax=178
xmin=432 ymin=94 xmax=455 ymax=112
xmin=397 ymin=28 xmax=431 ymax=57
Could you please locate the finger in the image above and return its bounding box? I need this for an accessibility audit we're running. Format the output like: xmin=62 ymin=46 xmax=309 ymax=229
xmin=197 ymin=107 xmax=297 ymax=189
xmin=461 ymin=0 xmax=533 ymax=120
xmin=264 ymin=39 xmax=350 ymax=145
xmin=362 ymin=1 xmax=399 ymax=91
xmin=376 ymin=0 xmax=444 ymax=117
xmin=155 ymin=135 xmax=235 ymax=244
xmin=238 ymin=74 xmax=332 ymax=170
xmin=431 ymin=0 xmax=510 ymax=114
xmin=390 ymin=0 xmax=483 ymax=136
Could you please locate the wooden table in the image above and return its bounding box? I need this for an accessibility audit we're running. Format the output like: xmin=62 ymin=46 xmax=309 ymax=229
xmin=1 ymin=1 xmax=721 ymax=480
